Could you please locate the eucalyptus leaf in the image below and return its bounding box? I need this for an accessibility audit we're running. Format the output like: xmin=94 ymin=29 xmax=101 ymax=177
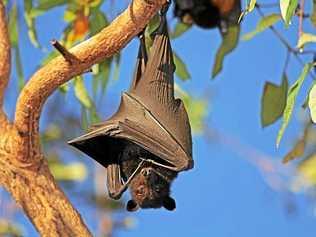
xmin=74 ymin=76 xmax=92 ymax=108
xmin=212 ymin=25 xmax=240 ymax=78
xmin=174 ymin=85 xmax=208 ymax=134
xmin=36 ymin=0 xmax=67 ymax=11
xmin=297 ymin=33 xmax=316 ymax=49
xmin=261 ymin=74 xmax=288 ymax=127
xmin=242 ymin=14 xmax=281 ymax=41
xmin=280 ymin=0 xmax=298 ymax=26
xmin=49 ymin=162 xmax=88 ymax=181
xmin=173 ymin=52 xmax=191 ymax=81
xmin=248 ymin=0 xmax=257 ymax=12
xmin=89 ymin=10 xmax=108 ymax=36
xmin=277 ymin=63 xmax=312 ymax=147
xmin=24 ymin=0 xmax=40 ymax=48
xmin=311 ymin=0 xmax=316 ymax=26
xmin=308 ymin=82 xmax=316 ymax=123
xmin=8 ymin=4 xmax=18 ymax=47
xmin=171 ymin=22 xmax=192 ymax=39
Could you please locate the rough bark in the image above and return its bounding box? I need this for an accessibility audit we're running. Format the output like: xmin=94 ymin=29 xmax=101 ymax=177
xmin=0 ymin=0 xmax=167 ymax=236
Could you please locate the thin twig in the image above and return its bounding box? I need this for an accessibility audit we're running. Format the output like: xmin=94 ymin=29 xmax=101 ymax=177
xmin=298 ymin=0 xmax=305 ymax=38
xmin=50 ymin=39 xmax=78 ymax=64
xmin=256 ymin=6 xmax=316 ymax=80
xmin=283 ymin=49 xmax=291 ymax=76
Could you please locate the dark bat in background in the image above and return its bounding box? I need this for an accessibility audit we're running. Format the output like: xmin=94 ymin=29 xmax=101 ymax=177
xmin=68 ymin=3 xmax=193 ymax=212
xmin=174 ymin=0 xmax=241 ymax=32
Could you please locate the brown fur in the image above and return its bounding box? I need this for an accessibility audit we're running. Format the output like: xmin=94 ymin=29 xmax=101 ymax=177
xmin=120 ymin=141 xmax=177 ymax=209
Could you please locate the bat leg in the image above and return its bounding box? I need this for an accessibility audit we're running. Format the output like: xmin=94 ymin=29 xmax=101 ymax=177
xmin=106 ymin=163 xmax=125 ymax=200
xmin=107 ymin=160 xmax=145 ymax=200
xmin=140 ymin=157 xmax=193 ymax=172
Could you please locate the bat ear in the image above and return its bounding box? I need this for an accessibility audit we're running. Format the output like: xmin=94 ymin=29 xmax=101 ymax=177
xmin=126 ymin=199 xmax=139 ymax=212
xmin=163 ymin=196 xmax=176 ymax=211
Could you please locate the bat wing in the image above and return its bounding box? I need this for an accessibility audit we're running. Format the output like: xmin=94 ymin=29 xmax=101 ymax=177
xmin=130 ymin=34 xmax=147 ymax=91
xmin=128 ymin=15 xmax=193 ymax=169
xmin=69 ymin=93 xmax=193 ymax=171
xmin=69 ymin=14 xmax=193 ymax=173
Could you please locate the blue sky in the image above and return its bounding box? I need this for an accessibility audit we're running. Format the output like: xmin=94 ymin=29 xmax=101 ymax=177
xmin=2 ymin=1 xmax=316 ymax=236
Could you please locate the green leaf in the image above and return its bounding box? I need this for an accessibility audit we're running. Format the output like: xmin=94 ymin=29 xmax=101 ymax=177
xmin=74 ymin=76 xmax=92 ymax=108
xmin=63 ymin=10 xmax=77 ymax=22
xmin=15 ymin=48 xmax=25 ymax=91
xmin=297 ymin=154 xmax=316 ymax=186
xmin=89 ymin=106 xmax=101 ymax=124
xmin=175 ymin=85 xmax=208 ymax=134
xmin=297 ymin=32 xmax=316 ymax=49
xmin=58 ymin=82 xmax=69 ymax=94
xmin=311 ymin=0 xmax=316 ymax=27
xmin=242 ymin=14 xmax=281 ymax=41
xmin=171 ymin=22 xmax=192 ymax=39
xmin=8 ymin=4 xmax=18 ymax=47
xmin=49 ymin=162 xmax=88 ymax=181
xmin=89 ymin=10 xmax=108 ymax=36
xmin=0 ymin=219 xmax=23 ymax=237
xmin=280 ymin=0 xmax=298 ymax=26
xmin=283 ymin=139 xmax=305 ymax=163
xmin=308 ymin=82 xmax=316 ymax=123
xmin=81 ymin=106 xmax=89 ymax=130
xmin=248 ymin=0 xmax=257 ymax=12
xmin=261 ymin=74 xmax=288 ymax=127
xmin=24 ymin=0 xmax=40 ymax=48
xmin=282 ymin=124 xmax=309 ymax=164
xmin=36 ymin=0 xmax=67 ymax=11
xmin=173 ymin=52 xmax=191 ymax=81
xmin=93 ymin=58 xmax=112 ymax=96
xmin=276 ymin=63 xmax=313 ymax=147
xmin=212 ymin=25 xmax=240 ymax=78
xmin=113 ymin=54 xmax=120 ymax=81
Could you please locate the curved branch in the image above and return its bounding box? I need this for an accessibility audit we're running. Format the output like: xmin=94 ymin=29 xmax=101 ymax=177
xmin=14 ymin=0 xmax=167 ymax=162
xmin=0 ymin=1 xmax=11 ymax=107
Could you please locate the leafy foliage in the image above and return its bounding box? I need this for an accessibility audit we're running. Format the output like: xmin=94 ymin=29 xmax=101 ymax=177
xmin=280 ymin=0 xmax=298 ymax=26
xmin=212 ymin=25 xmax=240 ymax=78
xmin=277 ymin=64 xmax=312 ymax=147
xmin=261 ymin=74 xmax=288 ymax=127
xmin=242 ymin=14 xmax=281 ymax=41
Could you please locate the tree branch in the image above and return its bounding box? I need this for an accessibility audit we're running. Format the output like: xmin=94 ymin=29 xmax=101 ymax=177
xmin=0 ymin=0 xmax=167 ymax=236
xmin=14 ymin=0 xmax=167 ymax=162
xmin=0 ymin=1 xmax=11 ymax=108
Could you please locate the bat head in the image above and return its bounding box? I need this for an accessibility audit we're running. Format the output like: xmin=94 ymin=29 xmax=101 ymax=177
xmin=174 ymin=0 xmax=220 ymax=29
xmin=174 ymin=0 xmax=240 ymax=29
xmin=127 ymin=166 xmax=176 ymax=211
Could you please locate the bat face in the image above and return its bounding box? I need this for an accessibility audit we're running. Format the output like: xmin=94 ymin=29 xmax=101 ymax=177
xmin=128 ymin=167 xmax=176 ymax=211
xmin=120 ymin=142 xmax=177 ymax=211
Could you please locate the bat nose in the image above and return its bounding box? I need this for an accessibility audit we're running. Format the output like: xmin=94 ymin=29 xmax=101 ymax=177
xmin=141 ymin=168 xmax=152 ymax=177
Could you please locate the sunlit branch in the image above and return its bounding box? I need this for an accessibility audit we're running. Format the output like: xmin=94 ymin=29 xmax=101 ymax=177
xmin=14 ymin=0 xmax=167 ymax=163
xmin=0 ymin=1 xmax=11 ymax=108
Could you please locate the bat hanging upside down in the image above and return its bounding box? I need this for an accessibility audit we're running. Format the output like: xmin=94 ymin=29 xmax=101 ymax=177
xmin=174 ymin=0 xmax=241 ymax=31
xmin=68 ymin=3 xmax=193 ymax=212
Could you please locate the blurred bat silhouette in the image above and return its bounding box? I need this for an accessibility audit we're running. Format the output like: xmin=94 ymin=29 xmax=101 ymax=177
xmin=68 ymin=3 xmax=193 ymax=212
xmin=174 ymin=0 xmax=241 ymax=32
